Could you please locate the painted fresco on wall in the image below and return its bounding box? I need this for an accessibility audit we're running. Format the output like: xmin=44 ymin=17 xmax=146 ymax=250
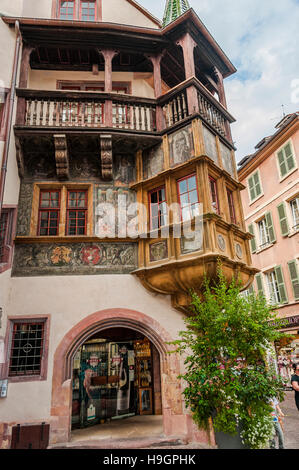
xmin=168 ymin=125 xmax=194 ymax=167
xmin=95 ymin=186 xmax=136 ymax=237
xmin=69 ymin=154 xmax=101 ymax=179
xmin=143 ymin=144 xmax=164 ymax=180
xmin=180 ymin=229 xmax=203 ymax=254
xmin=114 ymin=154 xmax=136 ymax=186
xmin=16 ymin=183 xmax=33 ymax=236
xmin=202 ymin=125 xmax=218 ymax=164
xmin=149 ymin=241 xmax=168 ymax=262
xmin=26 ymin=154 xmax=57 ymax=179
xmin=220 ymin=141 xmax=234 ymax=177
xmin=12 ymin=242 xmax=138 ymax=276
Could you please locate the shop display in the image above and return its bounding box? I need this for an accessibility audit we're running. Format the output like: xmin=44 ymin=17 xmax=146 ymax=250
xmin=71 ymin=337 xmax=154 ymax=429
xmin=276 ymin=333 xmax=299 ymax=388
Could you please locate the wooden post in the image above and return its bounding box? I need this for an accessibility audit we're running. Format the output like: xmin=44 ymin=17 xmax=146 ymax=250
xmin=147 ymin=52 xmax=165 ymax=131
xmin=213 ymin=66 xmax=233 ymax=142
xmin=176 ymin=33 xmax=199 ymax=115
xmin=98 ymin=49 xmax=119 ymax=127
xmin=16 ymin=44 xmax=34 ymax=126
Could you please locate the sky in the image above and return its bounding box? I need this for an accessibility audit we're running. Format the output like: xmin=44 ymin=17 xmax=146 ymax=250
xmin=139 ymin=0 xmax=299 ymax=162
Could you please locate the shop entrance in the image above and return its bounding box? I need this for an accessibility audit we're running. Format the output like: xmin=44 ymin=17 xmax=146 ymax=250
xmin=71 ymin=327 xmax=161 ymax=430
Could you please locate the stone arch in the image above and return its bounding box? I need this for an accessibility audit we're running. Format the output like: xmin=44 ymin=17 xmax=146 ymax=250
xmin=49 ymin=308 xmax=186 ymax=445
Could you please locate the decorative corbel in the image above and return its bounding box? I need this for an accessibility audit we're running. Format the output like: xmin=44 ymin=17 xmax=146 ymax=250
xmin=100 ymin=134 xmax=113 ymax=181
xmin=53 ymin=134 xmax=69 ymax=180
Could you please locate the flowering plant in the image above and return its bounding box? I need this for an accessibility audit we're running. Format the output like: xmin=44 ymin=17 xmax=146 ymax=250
xmin=169 ymin=267 xmax=287 ymax=449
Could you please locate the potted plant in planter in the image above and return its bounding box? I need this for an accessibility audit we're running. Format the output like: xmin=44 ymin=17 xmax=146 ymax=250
xmin=169 ymin=267 xmax=288 ymax=449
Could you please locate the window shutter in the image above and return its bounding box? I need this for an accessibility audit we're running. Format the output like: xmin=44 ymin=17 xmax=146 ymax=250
xmin=277 ymin=202 xmax=289 ymax=237
xmin=253 ymin=172 xmax=261 ymax=197
xmin=248 ymin=223 xmax=257 ymax=253
xmin=248 ymin=176 xmax=256 ymax=201
xmin=287 ymin=260 xmax=299 ymax=301
xmin=284 ymin=143 xmax=295 ymax=172
xmin=277 ymin=149 xmax=287 ymax=178
xmin=274 ymin=265 xmax=288 ymax=304
xmin=256 ymin=273 xmax=264 ymax=296
xmin=265 ymin=211 xmax=276 ymax=243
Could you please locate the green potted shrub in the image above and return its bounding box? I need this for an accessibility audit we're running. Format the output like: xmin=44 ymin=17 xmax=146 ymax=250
xmin=169 ymin=267 xmax=288 ymax=449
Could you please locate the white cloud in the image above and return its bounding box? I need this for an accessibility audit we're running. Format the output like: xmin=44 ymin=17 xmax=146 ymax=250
xmin=140 ymin=0 xmax=299 ymax=161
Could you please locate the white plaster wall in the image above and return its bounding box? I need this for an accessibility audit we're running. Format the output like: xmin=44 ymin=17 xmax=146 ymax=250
xmin=28 ymin=70 xmax=155 ymax=98
xmin=0 ymin=274 xmax=185 ymax=421
xmin=102 ymin=0 xmax=159 ymax=28
xmin=21 ymin=0 xmax=52 ymax=19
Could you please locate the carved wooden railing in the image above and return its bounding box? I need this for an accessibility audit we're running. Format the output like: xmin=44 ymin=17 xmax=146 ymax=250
xmin=158 ymin=77 xmax=235 ymax=142
xmin=16 ymin=79 xmax=235 ymax=140
xmin=16 ymin=89 xmax=157 ymax=132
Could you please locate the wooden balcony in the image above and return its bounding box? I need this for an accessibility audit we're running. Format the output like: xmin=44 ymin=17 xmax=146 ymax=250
xmin=15 ymin=78 xmax=235 ymax=143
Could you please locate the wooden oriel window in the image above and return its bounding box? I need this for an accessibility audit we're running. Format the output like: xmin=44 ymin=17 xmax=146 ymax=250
xmin=38 ymin=190 xmax=61 ymax=236
xmin=9 ymin=322 xmax=45 ymax=377
xmin=149 ymin=187 xmax=167 ymax=230
xmin=209 ymin=176 xmax=220 ymax=215
xmin=80 ymin=0 xmax=96 ymax=21
xmin=59 ymin=0 xmax=76 ymax=19
xmin=177 ymin=174 xmax=200 ymax=222
xmin=226 ymin=188 xmax=236 ymax=224
xmin=67 ymin=190 xmax=88 ymax=235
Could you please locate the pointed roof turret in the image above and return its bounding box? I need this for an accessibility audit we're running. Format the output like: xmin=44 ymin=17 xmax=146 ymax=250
xmin=162 ymin=0 xmax=191 ymax=27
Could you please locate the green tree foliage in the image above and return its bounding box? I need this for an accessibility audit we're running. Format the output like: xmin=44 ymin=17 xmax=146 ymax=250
xmin=169 ymin=267 xmax=288 ymax=448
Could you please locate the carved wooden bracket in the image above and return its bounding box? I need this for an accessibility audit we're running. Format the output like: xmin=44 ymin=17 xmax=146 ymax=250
xmin=100 ymin=134 xmax=113 ymax=181
xmin=54 ymin=134 xmax=69 ymax=180
xmin=15 ymin=136 xmax=25 ymax=178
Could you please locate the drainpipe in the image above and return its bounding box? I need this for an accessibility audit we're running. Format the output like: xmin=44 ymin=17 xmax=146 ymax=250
xmin=0 ymin=19 xmax=22 ymax=219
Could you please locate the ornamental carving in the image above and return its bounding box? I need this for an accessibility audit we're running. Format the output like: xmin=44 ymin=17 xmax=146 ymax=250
xmin=16 ymin=183 xmax=33 ymax=236
xmin=143 ymin=144 xmax=164 ymax=179
xmin=54 ymin=134 xmax=69 ymax=179
xmin=149 ymin=241 xmax=168 ymax=262
xmin=168 ymin=125 xmax=194 ymax=167
xmin=100 ymin=134 xmax=113 ymax=181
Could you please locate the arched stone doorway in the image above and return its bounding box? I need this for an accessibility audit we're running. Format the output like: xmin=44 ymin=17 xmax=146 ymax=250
xmin=49 ymin=308 xmax=198 ymax=446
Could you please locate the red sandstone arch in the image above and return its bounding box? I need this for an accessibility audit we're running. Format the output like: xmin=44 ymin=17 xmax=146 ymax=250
xmin=49 ymin=308 xmax=188 ymax=445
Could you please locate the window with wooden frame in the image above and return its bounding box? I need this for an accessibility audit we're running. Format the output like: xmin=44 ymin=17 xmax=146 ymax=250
xmin=38 ymin=190 xmax=61 ymax=236
xmin=149 ymin=187 xmax=167 ymax=230
xmin=265 ymin=267 xmax=288 ymax=305
xmin=177 ymin=174 xmax=200 ymax=222
xmin=290 ymin=196 xmax=299 ymax=231
xmin=248 ymin=170 xmax=262 ymax=203
xmin=59 ymin=0 xmax=76 ymax=19
xmin=226 ymin=188 xmax=236 ymax=224
xmin=66 ymin=190 xmax=88 ymax=235
xmin=277 ymin=141 xmax=296 ymax=180
xmin=8 ymin=322 xmax=45 ymax=377
xmin=54 ymin=0 xmax=101 ymax=21
xmin=209 ymin=176 xmax=220 ymax=215
xmin=79 ymin=0 xmax=96 ymax=21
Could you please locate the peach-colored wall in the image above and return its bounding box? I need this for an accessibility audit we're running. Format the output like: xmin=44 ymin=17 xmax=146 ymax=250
xmin=28 ymin=70 xmax=155 ymax=98
xmin=239 ymin=126 xmax=299 ymax=306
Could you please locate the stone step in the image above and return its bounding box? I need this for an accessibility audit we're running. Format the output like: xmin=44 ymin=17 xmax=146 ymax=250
xmin=48 ymin=436 xmax=188 ymax=449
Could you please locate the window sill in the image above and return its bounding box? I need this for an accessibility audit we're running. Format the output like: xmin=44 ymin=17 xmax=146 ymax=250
xmin=288 ymin=228 xmax=299 ymax=238
xmin=256 ymin=242 xmax=275 ymax=254
xmin=249 ymin=192 xmax=264 ymax=207
xmin=279 ymin=167 xmax=298 ymax=183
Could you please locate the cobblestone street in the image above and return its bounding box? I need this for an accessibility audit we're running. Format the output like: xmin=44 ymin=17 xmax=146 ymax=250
xmin=278 ymin=391 xmax=299 ymax=449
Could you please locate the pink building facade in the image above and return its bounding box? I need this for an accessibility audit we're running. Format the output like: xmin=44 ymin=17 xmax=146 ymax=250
xmin=238 ymin=112 xmax=299 ymax=387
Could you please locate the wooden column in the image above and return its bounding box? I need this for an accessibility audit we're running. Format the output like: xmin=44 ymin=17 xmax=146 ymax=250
xmin=16 ymin=44 xmax=34 ymax=126
xmin=176 ymin=33 xmax=199 ymax=115
xmin=213 ymin=66 xmax=232 ymax=142
xmin=147 ymin=52 xmax=165 ymax=131
xmin=98 ymin=49 xmax=119 ymax=127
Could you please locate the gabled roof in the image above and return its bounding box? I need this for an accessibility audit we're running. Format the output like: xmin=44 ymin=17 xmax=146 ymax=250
xmin=238 ymin=112 xmax=299 ymax=173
